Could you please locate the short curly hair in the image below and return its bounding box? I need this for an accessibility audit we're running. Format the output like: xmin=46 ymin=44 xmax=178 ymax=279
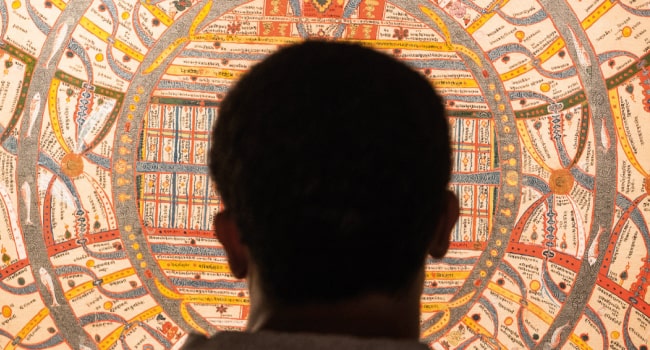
xmin=209 ymin=41 xmax=451 ymax=304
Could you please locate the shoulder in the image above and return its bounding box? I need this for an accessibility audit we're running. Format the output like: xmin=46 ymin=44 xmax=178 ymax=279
xmin=179 ymin=331 xmax=430 ymax=350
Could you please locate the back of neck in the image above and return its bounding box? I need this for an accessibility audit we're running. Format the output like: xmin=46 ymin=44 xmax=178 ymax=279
xmin=246 ymin=293 xmax=422 ymax=340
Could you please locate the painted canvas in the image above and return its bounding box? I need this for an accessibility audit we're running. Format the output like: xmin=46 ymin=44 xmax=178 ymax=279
xmin=0 ymin=0 xmax=649 ymax=348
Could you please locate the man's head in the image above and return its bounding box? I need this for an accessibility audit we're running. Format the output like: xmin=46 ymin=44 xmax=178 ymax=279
xmin=209 ymin=41 xmax=458 ymax=306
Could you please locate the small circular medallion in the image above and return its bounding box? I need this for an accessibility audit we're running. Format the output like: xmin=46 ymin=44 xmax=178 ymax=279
xmin=61 ymin=153 xmax=84 ymax=178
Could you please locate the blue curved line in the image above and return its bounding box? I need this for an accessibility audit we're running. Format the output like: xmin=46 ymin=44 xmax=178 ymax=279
xmin=289 ymin=0 xmax=301 ymax=16
xmin=157 ymin=80 xmax=229 ymax=92
xmin=584 ymin=307 xmax=609 ymax=347
xmin=571 ymin=167 xmax=594 ymax=191
xmin=136 ymin=161 xmax=208 ymax=173
xmin=616 ymin=194 xmax=650 ymax=241
xmin=333 ymin=0 xmax=362 ymax=38
xmin=499 ymin=261 xmax=528 ymax=299
xmin=1 ymin=130 xmax=18 ymax=155
xmin=536 ymin=65 xmax=577 ymax=80
xmin=98 ymin=0 xmax=132 ymax=81
xmin=99 ymin=286 xmax=148 ymax=299
xmin=133 ymin=6 xmax=155 ymax=48
xmin=149 ymin=244 xmax=226 ymax=256
xmin=18 ymin=334 xmax=64 ymax=349
xmin=405 ymin=59 xmax=468 ymax=71
xmin=169 ymin=278 xmax=247 ymax=289
xmin=618 ymin=1 xmax=650 ymax=16
xmin=478 ymin=296 xmax=499 ymax=329
xmin=616 ymin=193 xmax=634 ymax=209
xmin=0 ymin=280 xmax=38 ymax=295
xmin=597 ymin=51 xmax=639 ymax=64
xmin=120 ymin=337 xmax=131 ymax=350
xmin=106 ymin=44 xmax=134 ymax=81
xmin=288 ymin=0 xmax=308 ymax=38
xmin=342 ymin=0 xmax=361 ymax=17
xmin=0 ymin=328 xmax=13 ymax=342
xmin=461 ymin=0 xmax=487 ymax=14
xmin=509 ymin=91 xmax=556 ymax=104
xmin=422 ymin=287 xmax=459 ymax=295
xmin=68 ymin=39 xmax=93 ymax=82
xmin=101 ymin=0 xmax=119 ymax=26
xmin=81 ymin=243 xmax=127 ymax=260
xmin=516 ymin=306 xmax=537 ymax=348
xmin=180 ymin=49 xmax=268 ymax=61
xmin=451 ymin=172 xmax=501 ymax=185
xmin=55 ymin=264 xmax=98 ymax=279
xmin=38 ymin=153 xmax=83 ymax=209
xmin=78 ymin=312 xmax=126 ymax=326
xmin=456 ymin=335 xmax=480 ymax=349
xmin=495 ymin=8 xmax=547 ymax=25
xmin=139 ymin=322 xmax=172 ymax=348
xmin=541 ymin=261 xmax=565 ymax=303
xmin=622 ymin=307 xmax=639 ymax=350
xmin=487 ymin=43 xmax=534 ymax=62
xmin=0 ymin=0 xmax=8 ymax=38
xmin=439 ymin=256 xmax=478 ymax=265
xmin=522 ymin=175 xmax=551 ymax=193
xmin=629 ymin=205 xmax=650 ymax=249
xmin=25 ymin=1 xmax=52 ymax=35
xmin=442 ymin=94 xmax=486 ymax=103
xmin=85 ymin=152 xmax=111 ymax=169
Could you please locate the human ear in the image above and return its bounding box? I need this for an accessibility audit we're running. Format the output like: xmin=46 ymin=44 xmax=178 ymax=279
xmin=214 ymin=211 xmax=249 ymax=279
xmin=428 ymin=190 xmax=460 ymax=259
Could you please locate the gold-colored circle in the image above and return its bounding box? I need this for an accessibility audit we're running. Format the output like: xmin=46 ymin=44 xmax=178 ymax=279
xmin=506 ymin=171 xmax=519 ymax=186
xmin=61 ymin=153 xmax=84 ymax=178
xmin=529 ymin=280 xmax=541 ymax=291
xmin=622 ymin=26 xmax=632 ymax=37
xmin=2 ymin=306 xmax=12 ymax=318
xmin=540 ymin=83 xmax=550 ymax=92
xmin=549 ymin=169 xmax=574 ymax=195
